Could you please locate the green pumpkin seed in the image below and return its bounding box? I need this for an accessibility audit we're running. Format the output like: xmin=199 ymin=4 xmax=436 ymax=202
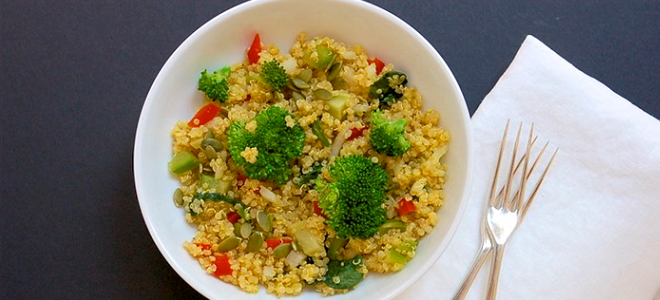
xmin=204 ymin=145 xmax=217 ymax=159
xmin=234 ymin=222 xmax=242 ymax=237
xmin=218 ymin=237 xmax=240 ymax=252
xmin=205 ymin=130 xmax=214 ymax=139
xmin=292 ymin=77 xmax=311 ymax=90
xmin=240 ymin=222 xmax=253 ymax=238
xmin=173 ymin=188 xmax=184 ymax=207
xmin=292 ymin=91 xmax=304 ymax=101
xmin=246 ymin=232 xmax=264 ymax=252
xmin=256 ymin=211 xmax=272 ymax=232
xmin=201 ymin=138 xmax=222 ymax=151
xmin=331 ymin=77 xmax=347 ymax=90
xmin=273 ymin=243 xmax=293 ymax=258
xmin=314 ymin=89 xmax=332 ymax=101
xmin=326 ymin=62 xmax=342 ymax=81
xmin=298 ymin=69 xmax=313 ymax=82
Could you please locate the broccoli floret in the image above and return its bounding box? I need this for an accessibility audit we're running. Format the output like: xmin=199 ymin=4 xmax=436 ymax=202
xmin=369 ymin=110 xmax=411 ymax=156
xmin=227 ymin=106 xmax=305 ymax=185
xmin=198 ymin=66 xmax=231 ymax=102
xmin=316 ymin=155 xmax=389 ymax=239
xmin=260 ymin=59 xmax=288 ymax=91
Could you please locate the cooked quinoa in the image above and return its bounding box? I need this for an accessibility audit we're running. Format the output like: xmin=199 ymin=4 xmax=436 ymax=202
xmin=169 ymin=32 xmax=450 ymax=297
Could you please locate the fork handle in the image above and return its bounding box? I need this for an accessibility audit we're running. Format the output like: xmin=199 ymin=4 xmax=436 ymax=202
xmin=452 ymin=242 xmax=493 ymax=300
xmin=486 ymin=245 xmax=506 ymax=300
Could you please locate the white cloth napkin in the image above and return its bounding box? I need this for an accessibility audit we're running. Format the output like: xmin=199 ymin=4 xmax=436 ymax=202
xmin=396 ymin=35 xmax=660 ymax=300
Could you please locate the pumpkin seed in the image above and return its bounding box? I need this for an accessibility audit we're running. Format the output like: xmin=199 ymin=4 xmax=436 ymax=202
xmin=313 ymin=89 xmax=332 ymax=101
xmin=273 ymin=243 xmax=293 ymax=258
xmin=217 ymin=237 xmax=240 ymax=252
xmin=292 ymin=77 xmax=310 ymax=90
xmin=173 ymin=188 xmax=184 ymax=207
xmin=331 ymin=77 xmax=347 ymax=90
xmin=240 ymin=222 xmax=253 ymax=238
xmin=292 ymin=91 xmax=304 ymax=101
xmin=205 ymin=130 xmax=214 ymax=139
xmin=246 ymin=232 xmax=264 ymax=252
xmin=256 ymin=211 xmax=272 ymax=232
xmin=204 ymin=145 xmax=217 ymax=159
xmin=234 ymin=222 xmax=242 ymax=237
xmin=201 ymin=138 xmax=222 ymax=151
xmin=298 ymin=69 xmax=313 ymax=82
xmin=326 ymin=62 xmax=342 ymax=81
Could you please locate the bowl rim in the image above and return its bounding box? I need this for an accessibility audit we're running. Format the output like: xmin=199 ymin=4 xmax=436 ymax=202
xmin=134 ymin=0 xmax=474 ymax=299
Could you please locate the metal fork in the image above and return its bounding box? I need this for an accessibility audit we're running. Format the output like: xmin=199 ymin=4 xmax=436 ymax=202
xmin=452 ymin=121 xmax=558 ymax=300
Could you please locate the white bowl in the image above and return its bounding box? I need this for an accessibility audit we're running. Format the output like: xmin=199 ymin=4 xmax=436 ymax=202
xmin=134 ymin=0 xmax=473 ymax=299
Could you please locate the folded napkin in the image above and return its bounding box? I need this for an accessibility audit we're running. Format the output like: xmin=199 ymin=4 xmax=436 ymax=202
xmin=396 ymin=36 xmax=660 ymax=300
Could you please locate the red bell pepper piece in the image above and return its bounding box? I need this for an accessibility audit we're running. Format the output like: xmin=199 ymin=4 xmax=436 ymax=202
xmin=265 ymin=237 xmax=293 ymax=249
xmin=226 ymin=211 xmax=240 ymax=224
xmin=247 ymin=33 xmax=262 ymax=65
xmin=398 ymin=197 xmax=416 ymax=216
xmin=312 ymin=201 xmax=328 ymax=218
xmin=347 ymin=126 xmax=369 ymax=141
xmin=194 ymin=243 xmax=212 ymax=251
xmin=236 ymin=174 xmax=248 ymax=188
xmin=188 ymin=103 xmax=221 ymax=127
xmin=213 ymin=254 xmax=233 ymax=276
xmin=367 ymin=57 xmax=385 ymax=74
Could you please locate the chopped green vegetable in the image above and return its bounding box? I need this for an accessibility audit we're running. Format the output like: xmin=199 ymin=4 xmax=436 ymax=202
xmin=303 ymin=45 xmax=335 ymax=69
xmin=227 ymin=106 xmax=305 ymax=185
xmin=378 ymin=220 xmax=407 ymax=234
xmin=292 ymin=221 xmax=325 ymax=257
xmin=311 ymin=120 xmax=331 ymax=147
xmin=198 ymin=66 xmax=231 ymax=103
xmin=260 ymin=59 xmax=288 ymax=91
xmin=369 ymin=110 xmax=411 ymax=156
xmin=384 ymin=240 xmax=418 ymax=264
xmin=200 ymin=174 xmax=230 ymax=194
xmin=384 ymin=248 xmax=408 ymax=264
xmin=316 ymin=155 xmax=389 ymax=238
xmin=369 ymin=70 xmax=407 ymax=108
xmin=168 ymin=151 xmax=199 ymax=174
xmin=326 ymin=92 xmax=349 ymax=120
xmin=324 ymin=255 xmax=364 ymax=290
xmin=327 ymin=237 xmax=348 ymax=260
xmin=192 ymin=192 xmax=241 ymax=206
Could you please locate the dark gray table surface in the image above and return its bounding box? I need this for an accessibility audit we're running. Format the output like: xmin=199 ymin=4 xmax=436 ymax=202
xmin=1 ymin=0 xmax=658 ymax=299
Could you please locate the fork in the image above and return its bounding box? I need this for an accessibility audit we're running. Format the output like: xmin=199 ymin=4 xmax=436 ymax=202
xmin=452 ymin=121 xmax=558 ymax=300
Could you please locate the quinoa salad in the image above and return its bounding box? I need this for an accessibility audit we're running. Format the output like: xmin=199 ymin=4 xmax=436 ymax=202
xmin=167 ymin=32 xmax=450 ymax=297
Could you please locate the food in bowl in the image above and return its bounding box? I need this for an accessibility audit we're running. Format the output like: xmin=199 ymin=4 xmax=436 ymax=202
xmin=168 ymin=32 xmax=450 ymax=296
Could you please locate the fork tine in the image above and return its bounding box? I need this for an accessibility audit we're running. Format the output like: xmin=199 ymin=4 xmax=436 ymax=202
xmin=492 ymin=136 xmax=538 ymax=204
xmin=489 ymin=120 xmax=510 ymax=206
xmin=502 ymin=123 xmax=523 ymax=208
xmin=515 ymin=123 xmax=534 ymax=212
xmin=521 ymin=147 xmax=559 ymax=219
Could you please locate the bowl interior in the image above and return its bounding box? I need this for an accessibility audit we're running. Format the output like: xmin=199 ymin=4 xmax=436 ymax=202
xmin=134 ymin=0 xmax=473 ymax=299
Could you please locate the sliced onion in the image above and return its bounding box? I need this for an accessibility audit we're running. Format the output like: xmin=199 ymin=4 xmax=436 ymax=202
xmin=284 ymin=250 xmax=307 ymax=268
xmin=263 ymin=266 xmax=275 ymax=279
xmin=259 ymin=186 xmax=278 ymax=203
xmin=330 ymin=126 xmax=350 ymax=158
